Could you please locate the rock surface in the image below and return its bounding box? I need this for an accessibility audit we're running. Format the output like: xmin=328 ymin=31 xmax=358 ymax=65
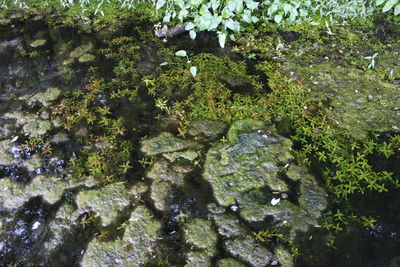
xmin=203 ymin=119 xmax=327 ymax=237
xmin=225 ymin=237 xmax=272 ymax=267
xmin=81 ymin=205 xmax=161 ymax=266
xmin=76 ymin=182 xmax=132 ymax=227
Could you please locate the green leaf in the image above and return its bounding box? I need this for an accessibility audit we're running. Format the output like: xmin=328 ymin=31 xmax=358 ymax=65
xmin=185 ymin=22 xmax=195 ymax=31
xmin=225 ymin=19 xmax=241 ymax=32
xmin=227 ymin=0 xmax=236 ymax=12
xmin=274 ymin=14 xmax=283 ymax=24
xmin=156 ymin=0 xmax=166 ymax=9
xmin=211 ymin=0 xmax=220 ymax=11
xmin=245 ymin=0 xmax=259 ymax=10
xmin=175 ymin=50 xmax=187 ymax=57
xmin=159 ymin=62 xmax=169 ymax=66
xmin=251 ymin=16 xmax=259 ymax=23
xmin=189 ymin=30 xmax=197 ymax=40
xmin=283 ymin=3 xmax=291 ymax=15
xmin=196 ymin=17 xmax=211 ymax=31
xmin=175 ymin=0 xmax=185 ymax=8
xmin=235 ymin=0 xmax=244 ymax=13
xmin=218 ymin=32 xmax=227 ymax=48
xmin=163 ymin=14 xmax=171 ymax=23
xmin=242 ymin=13 xmax=252 ymax=23
xmin=190 ymin=66 xmax=197 ymax=76
xmin=222 ymin=7 xmax=234 ymax=18
xmin=178 ymin=9 xmax=188 ymax=21
xmin=209 ymin=16 xmax=222 ymax=30
xmin=376 ymin=0 xmax=385 ymax=6
xmin=383 ymin=0 xmax=397 ymax=12
xmin=190 ymin=0 xmax=203 ymax=8
xmin=395 ymin=3 xmax=400 ymax=15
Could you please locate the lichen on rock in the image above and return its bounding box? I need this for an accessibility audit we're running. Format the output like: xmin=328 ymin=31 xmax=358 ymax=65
xmin=28 ymin=87 xmax=61 ymax=107
xmin=203 ymin=119 xmax=327 ymax=237
xmin=224 ymin=237 xmax=272 ymax=267
xmin=81 ymin=205 xmax=161 ymax=266
xmin=76 ymin=182 xmax=132 ymax=227
xmin=141 ymin=132 xmax=201 ymax=156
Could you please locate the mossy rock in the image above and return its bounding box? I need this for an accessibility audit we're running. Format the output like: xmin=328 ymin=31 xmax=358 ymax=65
xmin=146 ymin=159 xmax=188 ymax=186
xmin=30 ymin=39 xmax=47 ymax=48
xmin=82 ymin=205 xmax=161 ymax=266
xmin=217 ymin=258 xmax=246 ymax=267
xmin=280 ymin=61 xmax=400 ymax=139
xmin=224 ymin=237 xmax=272 ymax=267
xmin=76 ymin=182 xmax=132 ymax=227
xmin=141 ymin=132 xmax=201 ymax=156
xmin=185 ymin=251 xmax=212 ymax=267
xmin=0 ymin=139 xmax=19 ymax=165
xmin=78 ymin=53 xmax=96 ymax=63
xmin=24 ymin=154 xmax=42 ymax=172
xmin=212 ymin=212 xmax=246 ymax=239
xmin=203 ymin=119 xmax=327 ymax=237
xmin=0 ymin=178 xmax=27 ymax=209
xmin=150 ymin=179 xmax=173 ymax=211
xmin=184 ymin=218 xmax=217 ymax=256
xmin=27 ymin=175 xmax=68 ymax=205
xmin=203 ymin=119 xmax=292 ymax=207
xmin=29 ymin=87 xmax=61 ymax=107
xmin=0 ymin=175 xmax=68 ymax=209
xmin=274 ymin=245 xmax=294 ymax=267
xmin=23 ymin=120 xmax=52 ymax=137
xmin=163 ymin=150 xmax=199 ymax=163
xmin=69 ymin=42 xmax=94 ymax=58
xmin=188 ymin=120 xmax=227 ymax=141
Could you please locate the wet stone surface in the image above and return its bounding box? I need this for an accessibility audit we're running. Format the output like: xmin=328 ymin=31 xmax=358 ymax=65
xmin=0 ymin=10 xmax=398 ymax=267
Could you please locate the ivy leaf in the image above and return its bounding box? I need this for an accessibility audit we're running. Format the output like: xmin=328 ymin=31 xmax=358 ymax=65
xmin=376 ymin=0 xmax=385 ymax=5
xmin=190 ymin=66 xmax=197 ymax=76
xmin=274 ymin=14 xmax=283 ymax=24
xmin=209 ymin=15 xmax=222 ymax=30
xmin=283 ymin=3 xmax=292 ymax=15
xmin=227 ymin=0 xmax=236 ymax=12
xmin=235 ymin=0 xmax=244 ymax=13
xmin=218 ymin=32 xmax=227 ymax=48
xmin=242 ymin=13 xmax=252 ymax=23
xmin=395 ymin=3 xmax=400 ymax=15
xmin=178 ymin=9 xmax=188 ymax=21
xmin=190 ymin=0 xmax=203 ymax=8
xmin=175 ymin=50 xmax=187 ymax=57
xmin=189 ymin=30 xmax=197 ymax=40
xmin=175 ymin=0 xmax=185 ymax=8
xmin=251 ymin=16 xmax=259 ymax=23
xmin=382 ymin=0 xmax=397 ymax=12
xmin=211 ymin=0 xmax=220 ymax=11
xmin=245 ymin=0 xmax=259 ymax=10
xmin=156 ymin=0 xmax=166 ymax=9
xmin=185 ymin=22 xmax=195 ymax=31
xmin=163 ymin=14 xmax=171 ymax=23
xmin=222 ymin=6 xmax=234 ymax=18
xmin=225 ymin=19 xmax=241 ymax=32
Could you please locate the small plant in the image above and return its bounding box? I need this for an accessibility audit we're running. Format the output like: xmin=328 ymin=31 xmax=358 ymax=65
xmin=364 ymin=52 xmax=378 ymax=69
xmin=175 ymin=49 xmax=197 ymax=76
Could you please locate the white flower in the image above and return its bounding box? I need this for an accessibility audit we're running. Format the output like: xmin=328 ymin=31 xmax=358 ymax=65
xmin=231 ymin=205 xmax=239 ymax=212
xmin=32 ymin=221 xmax=41 ymax=230
xmin=271 ymin=198 xmax=280 ymax=206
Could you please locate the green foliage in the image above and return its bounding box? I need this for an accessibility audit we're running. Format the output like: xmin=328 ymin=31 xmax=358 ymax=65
xmin=1 ymin=0 xmax=398 ymax=48
xmin=377 ymin=0 xmax=400 ymax=14
xmin=153 ymin=0 xmax=380 ymax=46
xmin=253 ymin=229 xmax=300 ymax=257
xmin=52 ymin=76 xmax=134 ymax=183
xmin=146 ymin=53 xmax=264 ymax=125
